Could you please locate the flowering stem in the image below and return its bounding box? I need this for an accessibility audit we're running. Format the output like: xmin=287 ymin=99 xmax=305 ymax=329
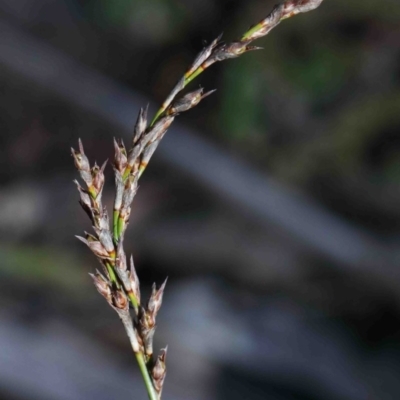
xmin=73 ymin=1 xmax=324 ymax=399
xmin=149 ymin=0 xmax=324 ymax=130
xmin=135 ymin=352 xmax=159 ymax=400
xmin=119 ymin=309 xmax=159 ymax=400
xmin=105 ymin=262 xmax=119 ymax=287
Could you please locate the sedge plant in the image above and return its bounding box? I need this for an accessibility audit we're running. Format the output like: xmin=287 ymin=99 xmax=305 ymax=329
xmin=71 ymin=1 xmax=325 ymax=399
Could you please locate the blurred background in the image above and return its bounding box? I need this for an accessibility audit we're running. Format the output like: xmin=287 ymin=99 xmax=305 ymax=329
xmin=0 ymin=0 xmax=400 ymax=399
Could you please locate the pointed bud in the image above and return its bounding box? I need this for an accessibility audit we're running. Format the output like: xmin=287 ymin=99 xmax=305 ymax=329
xmin=91 ymin=160 xmax=107 ymax=194
xmin=129 ymin=255 xmax=141 ymax=305
xmin=94 ymin=227 xmax=114 ymax=254
xmin=209 ymin=40 xmax=262 ymax=63
xmin=71 ymin=139 xmax=90 ymax=170
xmin=147 ymin=279 xmax=167 ymax=323
xmin=76 ymin=234 xmax=111 ymax=259
xmin=112 ymin=289 xmax=129 ymax=310
xmin=74 ymin=180 xmax=94 ymax=221
xmin=113 ymin=168 xmax=124 ymax=213
xmin=142 ymin=326 xmax=156 ymax=358
xmin=138 ymin=139 xmax=159 ymax=176
xmin=115 ymin=307 xmax=141 ymax=353
xmin=128 ymin=115 xmax=175 ymax=170
xmin=153 ymin=76 xmax=185 ymax=122
xmin=241 ymin=1 xmax=324 ymax=42
xmin=90 ymin=270 xmax=112 ymax=303
xmin=283 ymin=0 xmax=323 ymax=17
xmin=167 ymin=88 xmax=216 ymax=115
xmin=115 ymin=239 xmax=127 ymax=272
xmin=97 ymin=207 xmax=110 ymax=231
xmin=146 ymin=115 xmax=175 ymax=143
xmin=114 ymin=240 xmax=135 ymax=301
xmin=138 ymin=114 xmax=181 ymax=173
xmin=138 ymin=306 xmax=156 ymax=357
xmin=114 ymin=138 xmax=128 ymax=173
xmin=133 ymin=106 xmax=149 ymax=145
xmin=90 ymin=207 xmax=102 ymax=229
xmin=186 ymin=33 xmax=223 ymax=76
xmin=74 ymin=180 xmax=91 ymax=207
xmin=120 ymin=174 xmax=138 ymax=216
xmin=71 ymin=139 xmax=92 ymax=186
xmin=152 ymin=347 xmax=167 ymax=395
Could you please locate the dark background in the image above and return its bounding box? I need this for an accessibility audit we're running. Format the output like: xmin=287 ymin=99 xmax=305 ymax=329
xmin=0 ymin=0 xmax=400 ymax=399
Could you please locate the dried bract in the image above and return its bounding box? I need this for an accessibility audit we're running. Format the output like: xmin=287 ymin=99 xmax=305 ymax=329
xmin=284 ymin=0 xmax=324 ymax=15
xmin=90 ymin=270 xmax=112 ymax=303
xmin=186 ymin=33 xmax=223 ymax=77
xmin=129 ymin=255 xmax=141 ymax=305
xmin=147 ymin=279 xmax=167 ymax=323
xmin=91 ymin=160 xmax=107 ymax=195
xmin=167 ymin=88 xmax=216 ymax=115
xmin=209 ymin=40 xmax=262 ymax=63
xmin=152 ymin=348 xmax=167 ymax=395
xmin=133 ymin=106 xmax=149 ymax=145
xmin=71 ymin=139 xmax=92 ymax=187
xmin=113 ymin=289 xmax=129 ymax=310
xmin=114 ymin=138 xmax=128 ymax=173
xmin=76 ymin=233 xmax=112 ymax=259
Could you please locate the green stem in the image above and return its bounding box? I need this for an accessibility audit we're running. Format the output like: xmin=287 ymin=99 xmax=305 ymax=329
xmin=150 ymin=66 xmax=206 ymax=127
xmin=150 ymin=13 xmax=290 ymax=128
xmin=128 ymin=292 xmax=139 ymax=315
xmin=113 ymin=210 xmax=119 ymax=242
xmin=105 ymin=261 xmax=119 ymax=287
xmin=150 ymin=109 xmax=164 ymax=127
xmin=241 ymin=23 xmax=263 ymax=40
xmin=112 ymin=207 xmax=156 ymax=399
xmin=183 ymin=67 xmax=204 ymax=86
xmin=117 ymin=216 xmax=125 ymax=240
xmin=135 ymin=351 xmax=159 ymax=400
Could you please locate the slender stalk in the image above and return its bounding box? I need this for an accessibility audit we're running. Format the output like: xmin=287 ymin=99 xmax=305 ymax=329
xmin=72 ymin=1 xmax=325 ymax=399
xmin=119 ymin=308 xmax=159 ymax=400
xmin=113 ymin=210 xmax=119 ymax=240
xmin=128 ymin=292 xmax=139 ymax=315
xmin=135 ymin=352 xmax=159 ymax=400
xmin=105 ymin=261 xmax=119 ymax=287
xmin=149 ymin=0 xmax=324 ymax=132
xmin=111 ymin=202 xmax=159 ymax=400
